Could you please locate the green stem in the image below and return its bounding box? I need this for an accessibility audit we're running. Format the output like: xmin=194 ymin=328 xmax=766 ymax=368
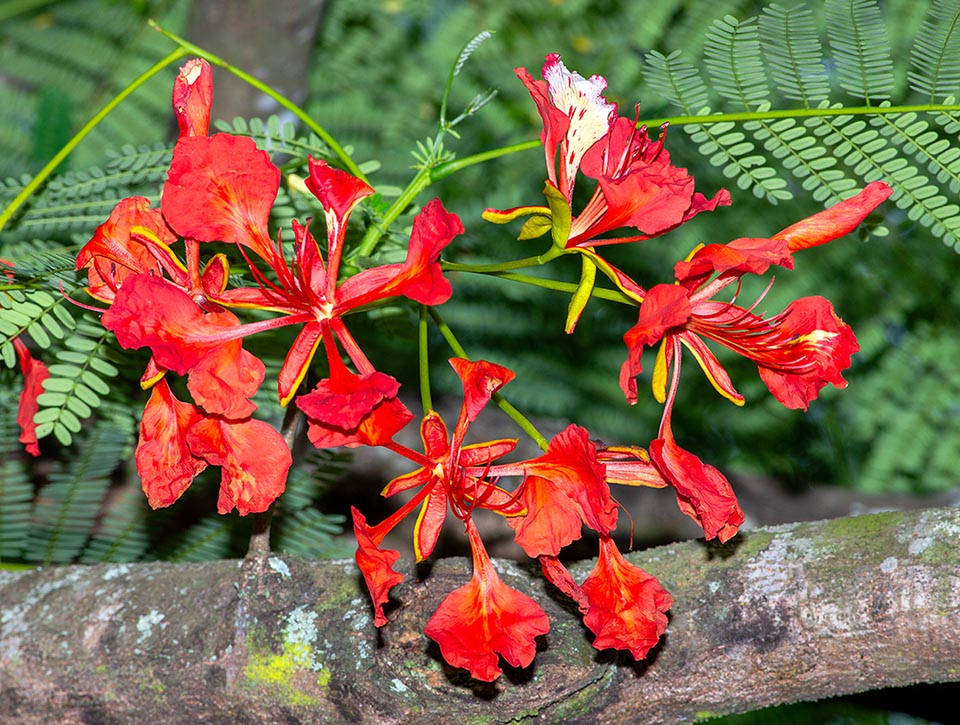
xmin=355 ymin=167 xmax=432 ymax=258
xmin=147 ymin=20 xmax=366 ymax=183
xmin=426 ymin=306 xmax=549 ymax=450
xmin=640 ymin=102 xmax=960 ymax=129
xmin=418 ymin=305 xmax=433 ymax=413
xmin=441 ymin=247 xmax=562 ymax=274
xmin=0 ymin=47 xmax=189 ymax=233
xmin=432 ymin=139 xmax=541 ymax=180
xmin=447 ymin=268 xmax=634 ymax=305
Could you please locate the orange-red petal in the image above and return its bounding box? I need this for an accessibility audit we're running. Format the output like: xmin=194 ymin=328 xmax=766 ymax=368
xmin=581 ymin=535 xmax=672 ymax=659
xmin=352 ymin=506 xmax=405 ymax=628
xmin=423 ymin=520 xmax=549 ymax=681
xmin=135 ymin=379 xmax=207 ymax=508
xmin=187 ymin=415 xmax=291 ymax=515
xmin=13 ymin=338 xmax=50 ymax=457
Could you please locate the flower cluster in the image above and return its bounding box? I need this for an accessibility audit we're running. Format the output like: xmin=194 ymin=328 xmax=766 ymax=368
xmin=56 ymin=54 xmax=891 ymax=682
xmin=486 ymin=54 xmax=892 ymax=542
xmin=75 ymin=59 xmax=463 ymax=515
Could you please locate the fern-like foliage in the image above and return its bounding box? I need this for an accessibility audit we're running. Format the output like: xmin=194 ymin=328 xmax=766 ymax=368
xmin=642 ymin=0 xmax=960 ymax=248
xmin=0 ymin=0 xmax=187 ymax=177
xmin=836 ymin=324 xmax=960 ymax=494
xmin=24 ymin=419 xmax=132 ymax=565
xmin=1 ymin=249 xmax=121 ymax=446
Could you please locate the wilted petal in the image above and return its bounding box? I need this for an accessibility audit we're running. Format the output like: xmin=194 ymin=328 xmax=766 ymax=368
xmin=581 ymin=535 xmax=672 ymax=659
xmin=135 ymin=379 xmax=207 ymax=508
xmin=540 ymin=555 xmax=587 ymax=613
xmin=173 ymin=58 xmax=213 ymax=138
xmin=649 ymin=426 xmax=743 ymax=543
xmin=772 ymin=181 xmax=893 ymax=252
xmin=423 ymin=520 xmax=549 ymax=682
xmin=187 ymin=415 xmax=292 ymax=515
xmin=352 ymin=507 xmax=405 ymax=627
xmin=13 ymin=338 xmax=50 ymax=457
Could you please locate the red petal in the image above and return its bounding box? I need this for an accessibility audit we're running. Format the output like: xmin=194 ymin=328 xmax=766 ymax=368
xmin=77 ymin=197 xmax=179 ymax=302
xmin=187 ymin=415 xmax=292 ymax=515
xmin=413 ymin=489 xmax=447 ymax=562
xmin=163 ymin=134 xmax=280 ymax=259
xmin=423 ymin=520 xmax=549 ymax=682
xmin=771 ymin=181 xmax=893 ymax=252
xmin=509 ymin=425 xmax=616 ymax=558
xmin=297 ymin=368 xmax=414 ymax=448
xmin=515 ymin=61 xmax=570 ymax=191
xmin=13 ymin=338 xmax=50 ymax=457
xmin=335 ymin=198 xmax=463 ymax=311
xmin=173 ymin=58 xmax=213 ymax=138
xmin=674 ymin=236 xmax=793 ymax=285
xmin=581 ymin=535 xmax=672 ymax=659
xmin=649 ymin=427 xmax=743 ymax=543
xmin=449 ymin=357 xmax=515 ymax=424
xmin=757 ymin=296 xmax=860 ymax=410
xmin=277 ymin=322 xmax=324 ymax=407
xmin=305 ymin=157 xmax=375 ymax=221
xmin=619 ymin=284 xmax=692 ymax=403
xmin=352 ymin=507 xmax=405 ymax=628
xmin=135 ymin=379 xmax=207 ymax=508
xmin=102 ymin=274 xmax=263 ymax=418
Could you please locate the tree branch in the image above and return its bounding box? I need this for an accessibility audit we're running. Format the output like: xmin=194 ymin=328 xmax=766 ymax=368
xmin=2 ymin=505 xmax=958 ymax=723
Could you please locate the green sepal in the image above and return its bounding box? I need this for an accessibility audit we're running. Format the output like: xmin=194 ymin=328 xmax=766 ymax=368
xmin=565 ymin=255 xmax=597 ymax=333
xmin=542 ymin=181 xmax=572 ymax=251
xmin=518 ymin=213 xmax=553 ymax=240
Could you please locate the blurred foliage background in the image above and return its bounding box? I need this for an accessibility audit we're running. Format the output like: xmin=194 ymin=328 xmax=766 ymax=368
xmin=2 ymin=0 xmax=959 ymax=721
xmin=2 ymin=0 xmax=959 ymax=557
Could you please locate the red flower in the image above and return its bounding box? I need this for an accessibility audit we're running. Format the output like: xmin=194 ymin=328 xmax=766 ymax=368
xmin=101 ymin=275 xmax=264 ymax=419
xmin=619 ymin=182 xmax=893 ymax=409
xmin=580 ymin=535 xmax=672 ymax=659
xmin=12 ymin=338 xmax=50 ymax=457
xmin=374 ymin=358 xmax=521 ymax=562
xmin=500 ymin=424 xmax=618 ymax=558
xmin=423 ymin=518 xmax=549 ymax=682
xmin=486 ymin=54 xmax=728 ymax=249
xmin=135 ymin=379 xmax=291 ymax=515
xmin=351 ymin=358 xmax=523 ymax=634
xmin=537 ymin=534 xmax=673 ymax=659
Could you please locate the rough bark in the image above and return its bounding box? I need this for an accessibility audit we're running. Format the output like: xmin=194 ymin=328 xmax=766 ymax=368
xmin=2 ymin=505 xmax=959 ymax=724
